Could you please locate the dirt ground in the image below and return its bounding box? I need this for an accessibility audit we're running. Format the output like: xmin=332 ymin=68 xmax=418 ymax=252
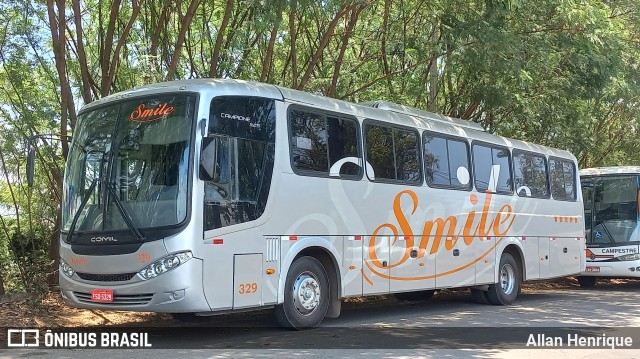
xmin=0 ymin=277 xmax=624 ymax=328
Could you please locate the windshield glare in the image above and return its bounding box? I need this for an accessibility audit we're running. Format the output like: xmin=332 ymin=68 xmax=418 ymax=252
xmin=62 ymin=94 xmax=194 ymax=234
xmin=583 ymin=176 xmax=640 ymax=244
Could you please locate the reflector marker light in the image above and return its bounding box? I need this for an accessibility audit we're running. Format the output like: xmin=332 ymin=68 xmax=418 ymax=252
xmin=213 ymin=239 xmax=224 ymax=244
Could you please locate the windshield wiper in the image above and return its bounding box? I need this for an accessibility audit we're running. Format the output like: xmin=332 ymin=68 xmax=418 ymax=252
xmin=105 ymin=181 xmax=145 ymax=241
xmin=66 ymin=178 xmax=98 ymax=243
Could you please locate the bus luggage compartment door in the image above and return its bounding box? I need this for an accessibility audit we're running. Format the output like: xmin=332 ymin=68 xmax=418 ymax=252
xmin=233 ymin=254 xmax=263 ymax=309
xmin=549 ymin=237 xmax=581 ymax=276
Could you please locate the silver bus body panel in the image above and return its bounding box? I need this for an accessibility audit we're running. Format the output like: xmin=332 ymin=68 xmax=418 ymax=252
xmin=60 ymin=78 xmax=585 ymax=315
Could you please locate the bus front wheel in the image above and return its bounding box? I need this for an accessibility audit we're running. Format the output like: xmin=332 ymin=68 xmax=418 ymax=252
xmin=274 ymin=256 xmax=329 ymax=330
xmin=577 ymin=276 xmax=597 ymax=288
xmin=487 ymin=253 xmax=520 ymax=305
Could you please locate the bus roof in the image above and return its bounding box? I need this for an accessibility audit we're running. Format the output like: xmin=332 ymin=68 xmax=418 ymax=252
xmin=82 ymin=78 xmax=577 ymax=161
xmin=580 ymin=166 xmax=640 ymax=176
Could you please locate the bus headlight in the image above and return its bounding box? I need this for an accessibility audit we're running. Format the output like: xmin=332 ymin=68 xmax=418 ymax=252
xmin=59 ymin=259 xmax=75 ymax=278
xmin=618 ymin=253 xmax=640 ymax=261
xmin=137 ymin=251 xmax=193 ymax=280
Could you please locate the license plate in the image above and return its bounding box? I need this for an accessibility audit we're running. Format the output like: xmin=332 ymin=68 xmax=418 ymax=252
xmin=91 ymin=289 xmax=113 ymax=303
xmin=585 ymin=266 xmax=600 ymax=272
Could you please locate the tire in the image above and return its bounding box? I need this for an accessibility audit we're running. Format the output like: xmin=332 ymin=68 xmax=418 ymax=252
xmin=487 ymin=252 xmax=521 ymax=305
xmin=274 ymin=256 xmax=329 ymax=330
xmin=470 ymin=288 xmax=491 ymax=304
xmin=577 ymin=276 xmax=597 ymax=288
xmin=394 ymin=290 xmax=436 ymax=301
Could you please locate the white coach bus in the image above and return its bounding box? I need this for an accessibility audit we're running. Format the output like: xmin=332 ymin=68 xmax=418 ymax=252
xmin=578 ymin=167 xmax=640 ymax=287
xmin=48 ymin=79 xmax=585 ymax=328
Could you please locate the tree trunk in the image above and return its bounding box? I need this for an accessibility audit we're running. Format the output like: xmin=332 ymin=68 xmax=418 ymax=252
xmin=208 ymin=0 xmax=234 ymax=78
xmin=428 ymin=21 xmax=439 ymax=112
xmin=0 ymin=275 xmax=5 ymax=295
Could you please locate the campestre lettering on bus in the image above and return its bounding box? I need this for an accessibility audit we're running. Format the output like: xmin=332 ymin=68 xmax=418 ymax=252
xmin=601 ymin=248 xmax=638 ymax=254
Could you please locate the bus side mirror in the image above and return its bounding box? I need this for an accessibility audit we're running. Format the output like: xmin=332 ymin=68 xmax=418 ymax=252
xmin=199 ymin=137 xmax=218 ymax=181
xmin=26 ymin=146 xmax=35 ymax=187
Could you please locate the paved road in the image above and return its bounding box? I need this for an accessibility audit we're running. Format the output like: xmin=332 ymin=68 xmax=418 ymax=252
xmin=2 ymin=281 xmax=640 ymax=358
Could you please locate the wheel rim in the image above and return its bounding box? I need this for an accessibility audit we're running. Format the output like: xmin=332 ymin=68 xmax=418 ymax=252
xmin=292 ymin=271 xmax=321 ymax=315
xmin=500 ymin=263 xmax=516 ymax=295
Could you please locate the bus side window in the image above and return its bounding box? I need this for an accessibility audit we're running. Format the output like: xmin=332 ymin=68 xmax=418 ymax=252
xmin=472 ymin=143 xmax=513 ymax=194
xmin=513 ymin=150 xmax=549 ymax=198
xmin=289 ymin=108 xmax=362 ymax=179
xmin=550 ymin=158 xmax=576 ymax=201
xmin=423 ymin=133 xmax=471 ymax=190
xmin=327 ymin=117 xmax=360 ymax=177
xmin=364 ymin=122 xmax=421 ymax=184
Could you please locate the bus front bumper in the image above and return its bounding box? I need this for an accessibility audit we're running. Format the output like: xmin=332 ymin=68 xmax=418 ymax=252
xmin=582 ymin=261 xmax=640 ymax=277
xmin=59 ymin=258 xmax=211 ymax=312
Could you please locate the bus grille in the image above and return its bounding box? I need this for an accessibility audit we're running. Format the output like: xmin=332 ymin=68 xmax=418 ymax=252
xmin=76 ymin=272 xmax=137 ymax=282
xmin=73 ymin=292 xmax=153 ymax=306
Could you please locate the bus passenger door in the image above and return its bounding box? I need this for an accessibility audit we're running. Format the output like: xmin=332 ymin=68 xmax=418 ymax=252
xmin=390 ymin=236 xmax=436 ymax=293
xmin=362 ymin=236 xmax=389 ymax=295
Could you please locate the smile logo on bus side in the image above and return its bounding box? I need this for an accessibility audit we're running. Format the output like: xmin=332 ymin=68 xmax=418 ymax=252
xmin=129 ymin=103 xmax=175 ymax=123
xmin=364 ymin=190 xmax=516 ymax=281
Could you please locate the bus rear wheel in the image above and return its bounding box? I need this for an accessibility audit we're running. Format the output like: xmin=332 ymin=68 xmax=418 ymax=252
xmin=577 ymin=276 xmax=597 ymax=288
xmin=274 ymin=256 xmax=329 ymax=330
xmin=487 ymin=252 xmax=520 ymax=305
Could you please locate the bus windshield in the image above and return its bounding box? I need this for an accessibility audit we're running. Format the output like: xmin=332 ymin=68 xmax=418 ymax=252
xmin=62 ymin=94 xmax=195 ymax=237
xmin=584 ymin=175 xmax=640 ymax=244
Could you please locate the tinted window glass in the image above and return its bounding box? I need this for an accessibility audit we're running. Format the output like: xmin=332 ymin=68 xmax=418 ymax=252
xmin=549 ymin=158 xmax=576 ymax=200
xmin=424 ymin=134 xmax=471 ymax=189
xmin=473 ymin=145 xmax=493 ymax=192
xmin=513 ymin=151 xmax=549 ymax=198
xmin=365 ymin=125 xmax=395 ymax=180
xmin=290 ymin=110 xmax=328 ymax=172
xmin=563 ymin=161 xmax=576 ymax=199
xmin=394 ymin=129 xmax=421 ymax=182
xmin=205 ymin=96 xmax=276 ymax=231
xmin=589 ymin=176 xmax=639 ymax=244
xmin=424 ymin=136 xmax=448 ymax=185
xmin=473 ymin=144 xmax=512 ymax=193
xmin=327 ymin=117 xmax=361 ymax=177
xmin=210 ymin=97 xmax=276 ymax=141
xmin=288 ymin=109 xmax=362 ymax=177
xmin=365 ymin=123 xmax=421 ymax=183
